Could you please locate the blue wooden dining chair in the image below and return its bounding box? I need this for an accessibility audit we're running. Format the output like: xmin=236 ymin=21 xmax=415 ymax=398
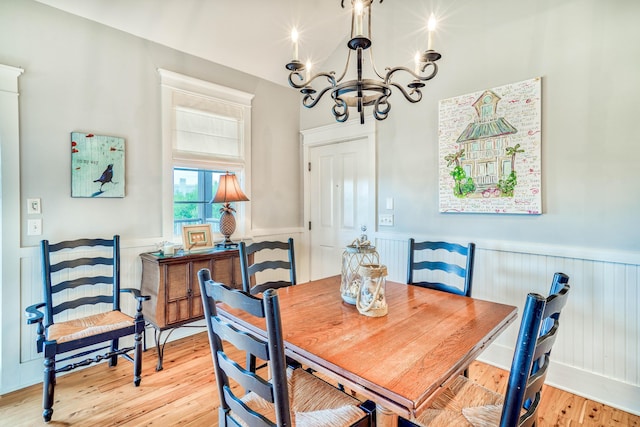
xmin=239 ymin=238 xmax=297 ymax=371
xmin=197 ymin=268 xmax=374 ymax=427
xmin=398 ymin=272 xmax=571 ymax=427
xmin=407 ymin=239 xmax=476 ymax=297
xmin=239 ymin=238 xmax=297 ymax=295
xmin=24 ymin=236 xmax=149 ymax=422
xmin=407 ymin=238 xmax=476 ymax=377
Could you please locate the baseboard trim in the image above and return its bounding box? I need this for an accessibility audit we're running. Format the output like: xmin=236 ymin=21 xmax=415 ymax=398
xmin=478 ymin=343 xmax=640 ymax=416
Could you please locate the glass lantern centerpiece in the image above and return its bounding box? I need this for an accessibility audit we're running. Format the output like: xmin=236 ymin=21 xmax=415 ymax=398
xmin=356 ymin=264 xmax=388 ymax=317
xmin=340 ymin=226 xmax=379 ymax=305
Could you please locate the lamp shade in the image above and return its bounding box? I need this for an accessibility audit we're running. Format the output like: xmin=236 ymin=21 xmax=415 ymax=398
xmin=211 ymin=172 xmax=249 ymax=204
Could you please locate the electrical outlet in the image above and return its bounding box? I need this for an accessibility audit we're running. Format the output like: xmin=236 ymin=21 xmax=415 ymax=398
xmin=378 ymin=214 xmax=394 ymax=226
xmin=27 ymin=219 xmax=42 ymax=236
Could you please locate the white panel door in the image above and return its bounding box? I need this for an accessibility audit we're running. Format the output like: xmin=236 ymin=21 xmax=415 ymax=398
xmin=309 ymin=137 xmax=374 ymax=280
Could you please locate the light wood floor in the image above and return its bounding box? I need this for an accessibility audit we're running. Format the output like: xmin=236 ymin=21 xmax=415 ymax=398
xmin=1 ymin=332 xmax=637 ymax=426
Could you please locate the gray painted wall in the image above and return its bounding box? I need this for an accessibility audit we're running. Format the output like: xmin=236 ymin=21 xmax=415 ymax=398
xmin=301 ymin=0 xmax=640 ymax=253
xmin=0 ymin=0 xmax=302 ymax=247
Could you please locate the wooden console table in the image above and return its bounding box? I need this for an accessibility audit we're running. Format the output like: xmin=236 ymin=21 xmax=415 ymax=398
xmin=140 ymin=248 xmax=244 ymax=370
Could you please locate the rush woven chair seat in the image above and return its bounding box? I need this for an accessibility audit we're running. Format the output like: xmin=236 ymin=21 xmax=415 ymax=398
xmin=24 ymin=236 xmax=149 ymax=422
xmin=197 ymin=268 xmax=373 ymax=427
xmin=398 ymin=272 xmax=570 ymax=427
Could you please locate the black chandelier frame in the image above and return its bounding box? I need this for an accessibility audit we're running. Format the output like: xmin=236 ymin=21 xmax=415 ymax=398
xmin=286 ymin=0 xmax=441 ymax=124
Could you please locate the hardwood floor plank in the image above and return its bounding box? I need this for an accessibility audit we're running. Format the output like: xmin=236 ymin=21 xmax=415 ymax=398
xmin=1 ymin=332 xmax=637 ymax=426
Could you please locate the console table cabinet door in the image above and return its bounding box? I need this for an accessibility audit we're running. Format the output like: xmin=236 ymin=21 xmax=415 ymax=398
xmin=165 ymin=262 xmax=192 ymax=325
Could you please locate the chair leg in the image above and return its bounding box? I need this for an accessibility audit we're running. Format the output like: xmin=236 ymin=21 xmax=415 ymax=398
xmin=109 ymin=338 xmax=119 ymax=367
xmin=42 ymin=356 xmax=55 ymax=422
xmin=134 ymin=330 xmax=143 ymax=386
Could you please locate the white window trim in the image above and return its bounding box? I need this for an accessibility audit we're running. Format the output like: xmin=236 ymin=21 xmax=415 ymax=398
xmin=158 ymin=69 xmax=254 ymax=241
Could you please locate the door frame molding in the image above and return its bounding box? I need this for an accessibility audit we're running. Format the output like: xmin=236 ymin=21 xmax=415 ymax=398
xmin=301 ymin=120 xmax=377 ymax=283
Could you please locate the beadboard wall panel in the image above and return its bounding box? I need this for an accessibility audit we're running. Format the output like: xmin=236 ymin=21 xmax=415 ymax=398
xmin=18 ymin=233 xmax=639 ymax=414
xmin=375 ymin=234 xmax=639 ymax=415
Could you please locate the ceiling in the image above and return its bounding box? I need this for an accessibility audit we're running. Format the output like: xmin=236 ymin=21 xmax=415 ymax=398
xmin=35 ymin=0 xmax=354 ymax=87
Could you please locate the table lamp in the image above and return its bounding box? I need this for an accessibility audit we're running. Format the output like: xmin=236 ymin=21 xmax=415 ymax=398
xmin=211 ymin=172 xmax=249 ymax=247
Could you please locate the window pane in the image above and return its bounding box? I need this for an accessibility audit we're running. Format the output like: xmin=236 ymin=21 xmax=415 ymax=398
xmin=174 ymin=169 xmax=200 ymax=201
xmin=173 ymin=168 xmax=242 ymax=237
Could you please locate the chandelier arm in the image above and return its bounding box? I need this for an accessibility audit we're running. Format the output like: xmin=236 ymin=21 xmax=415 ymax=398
xmin=301 ymin=85 xmax=336 ymax=108
xmin=332 ymin=97 xmax=350 ymax=122
xmin=288 ymin=71 xmax=337 ymax=90
xmin=334 ymin=44 xmax=354 ymax=83
xmin=417 ymin=61 xmax=439 ymax=81
xmin=368 ymin=49 xmax=386 ymax=80
xmin=384 ymin=63 xmax=438 ymax=85
xmin=287 ymin=71 xmax=306 ymax=89
xmin=387 ymin=81 xmax=423 ymax=103
xmin=366 ymin=5 xmax=386 ymax=80
xmin=373 ymin=95 xmax=391 ymax=120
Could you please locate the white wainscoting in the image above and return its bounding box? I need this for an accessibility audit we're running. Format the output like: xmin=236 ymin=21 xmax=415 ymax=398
xmin=18 ymin=232 xmax=639 ymax=415
xmin=375 ymin=233 xmax=640 ymax=416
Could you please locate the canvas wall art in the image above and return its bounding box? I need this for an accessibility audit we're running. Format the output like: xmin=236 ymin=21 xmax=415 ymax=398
xmin=438 ymin=77 xmax=541 ymax=214
xmin=71 ymin=132 xmax=125 ymax=198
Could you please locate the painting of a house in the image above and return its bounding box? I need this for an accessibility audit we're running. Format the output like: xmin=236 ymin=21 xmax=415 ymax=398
xmin=438 ymin=78 xmax=541 ymax=214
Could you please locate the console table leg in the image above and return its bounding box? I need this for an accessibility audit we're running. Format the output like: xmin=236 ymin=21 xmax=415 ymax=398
xmin=153 ymin=328 xmax=176 ymax=371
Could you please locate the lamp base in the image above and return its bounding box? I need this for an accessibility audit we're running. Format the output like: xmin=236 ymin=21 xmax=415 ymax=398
xmin=216 ymin=238 xmax=239 ymax=249
xmin=217 ymin=209 xmax=238 ymax=248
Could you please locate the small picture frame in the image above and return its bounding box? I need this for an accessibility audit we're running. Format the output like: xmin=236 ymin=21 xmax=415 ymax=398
xmin=181 ymin=224 xmax=214 ymax=252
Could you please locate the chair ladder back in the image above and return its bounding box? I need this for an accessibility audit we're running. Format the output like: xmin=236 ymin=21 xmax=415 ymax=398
xmin=197 ymin=268 xmax=292 ymax=427
xmin=239 ymin=238 xmax=297 ymax=295
xmin=500 ymin=293 xmax=547 ymax=427
xmin=41 ymin=236 xmax=121 ymax=326
xmin=407 ymin=239 xmax=475 ymax=297
xmin=500 ymin=276 xmax=571 ymax=427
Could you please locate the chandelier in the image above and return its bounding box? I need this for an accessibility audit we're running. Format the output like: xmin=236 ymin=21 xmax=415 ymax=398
xmin=286 ymin=0 xmax=441 ymax=124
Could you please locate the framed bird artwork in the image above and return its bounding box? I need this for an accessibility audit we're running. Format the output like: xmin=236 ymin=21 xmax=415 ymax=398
xmin=71 ymin=132 xmax=125 ymax=198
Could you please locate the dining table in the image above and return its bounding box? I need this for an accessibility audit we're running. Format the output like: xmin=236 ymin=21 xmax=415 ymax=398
xmin=216 ymin=275 xmax=518 ymax=427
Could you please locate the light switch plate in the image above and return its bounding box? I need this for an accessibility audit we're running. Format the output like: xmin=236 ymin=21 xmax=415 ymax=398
xmin=27 ymin=198 xmax=41 ymax=214
xmin=386 ymin=197 xmax=394 ymax=210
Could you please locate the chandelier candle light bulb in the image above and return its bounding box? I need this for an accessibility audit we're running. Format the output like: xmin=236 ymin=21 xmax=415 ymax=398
xmin=427 ymin=13 xmax=437 ymax=50
xmin=354 ymin=1 xmax=364 ymax=36
xmin=291 ymin=28 xmax=299 ymax=61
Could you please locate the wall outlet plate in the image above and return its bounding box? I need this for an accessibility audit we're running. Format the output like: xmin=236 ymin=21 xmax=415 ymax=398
xmin=378 ymin=214 xmax=394 ymax=226
xmin=27 ymin=219 xmax=42 ymax=236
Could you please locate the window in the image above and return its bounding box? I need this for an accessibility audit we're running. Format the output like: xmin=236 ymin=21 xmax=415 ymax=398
xmin=159 ymin=69 xmax=254 ymax=240
xmin=173 ymin=168 xmax=223 ymax=235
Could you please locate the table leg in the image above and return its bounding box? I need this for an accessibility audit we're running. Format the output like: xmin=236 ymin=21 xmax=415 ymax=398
xmin=375 ymin=404 xmax=398 ymax=427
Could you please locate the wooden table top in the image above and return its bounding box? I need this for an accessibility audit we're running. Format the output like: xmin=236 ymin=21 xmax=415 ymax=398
xmin=217 ymin=275 xmax=518 ymax=418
